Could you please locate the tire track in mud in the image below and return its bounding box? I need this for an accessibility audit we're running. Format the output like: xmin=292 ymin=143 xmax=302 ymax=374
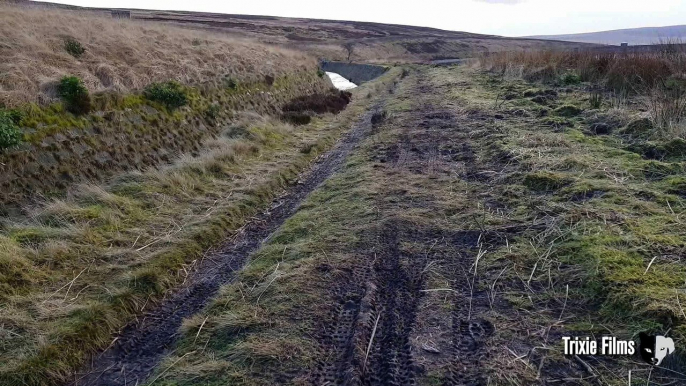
xmin=69 ymin=103 xmax=389 ymax=386
xmin=363 ymin=224 xmax=424 ymax=386
xmin=312 ymin=72 xmax=519 ymax=385
xmin=313 ymin=223 xmax=426 ymax=386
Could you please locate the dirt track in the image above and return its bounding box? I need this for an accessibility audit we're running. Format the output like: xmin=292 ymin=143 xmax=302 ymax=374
xmin=71 ymin=65 xmax=663 ymax=386
xmin=70 ymin=103 xmax=388 ymax=386
xmin=305 ymin=70 xmax=585 ymax=385
xmin=310 ymin=75 xmax=512 ymax=385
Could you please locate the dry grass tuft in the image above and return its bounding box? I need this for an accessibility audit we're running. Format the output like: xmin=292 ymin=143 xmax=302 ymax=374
xmin=480 ymin=48 xmax=686 ymax=91
xmin=0 ymin=3 xmax=315 ymax=107
xmin=480 ymin=46 xmax=686 ymax=136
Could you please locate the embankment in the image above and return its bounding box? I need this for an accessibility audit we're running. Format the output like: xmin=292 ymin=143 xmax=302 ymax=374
xmin=0 ymin=71 xmax=330 ymax=207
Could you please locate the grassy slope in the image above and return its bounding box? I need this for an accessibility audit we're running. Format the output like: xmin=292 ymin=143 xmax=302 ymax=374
xmin=0 ymin=70 xmax=401 ymax=385
xmin=18 ymin=2 xmax=591 ymax=66
xmin=0 ymin=3 xmax=314 ymax=107
xmin=147 ymin=66 xmax=686 ymax=385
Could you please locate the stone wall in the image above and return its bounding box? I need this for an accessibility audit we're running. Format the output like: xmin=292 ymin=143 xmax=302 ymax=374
xmin=320 ymin=61 xmax=388 ymax=85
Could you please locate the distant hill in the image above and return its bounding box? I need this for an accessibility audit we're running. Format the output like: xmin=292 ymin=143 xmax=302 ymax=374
xmin=528 ymin=25 xmax=686 ymax=46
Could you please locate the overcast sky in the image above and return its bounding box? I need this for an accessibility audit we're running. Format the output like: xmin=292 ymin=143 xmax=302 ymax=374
xmin=34 ymin=0 xmax=686 ymax=36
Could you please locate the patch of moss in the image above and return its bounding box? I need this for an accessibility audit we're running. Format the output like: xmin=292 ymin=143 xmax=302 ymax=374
xmin=523 ymin=171 xmax=572 ymax=192
xmin=642 ymin=160 xmax=684 ymax=180
xmin=629 ymin=139 xmax=686 ymax=161
xmin=553 ymin=104 xmax=583 ymax=117
xmin=9 ymin=227 xmax=60 ymax=245
xmin=664 ymin=176 xmax=686 ymax=197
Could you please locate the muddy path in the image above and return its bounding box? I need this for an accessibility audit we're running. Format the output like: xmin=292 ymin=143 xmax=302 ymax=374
xmin=69 ymin=103 xmax=388 ymax=386
xmin=310 ymin=72 xmax=536 ymax=386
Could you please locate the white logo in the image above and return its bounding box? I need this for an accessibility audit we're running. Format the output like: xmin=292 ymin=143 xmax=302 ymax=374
xmin=640 ymin=333 xmax=675 ymax=366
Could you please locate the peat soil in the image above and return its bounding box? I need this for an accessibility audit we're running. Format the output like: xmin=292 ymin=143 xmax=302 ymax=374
xmin=69 ymin=103 xmax=388 ymax=386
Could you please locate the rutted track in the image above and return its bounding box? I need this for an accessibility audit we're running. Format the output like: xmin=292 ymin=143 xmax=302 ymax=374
xmin=69 ymin=103 xmax=388 ymax=386
xmin=310 ymin=72 xmax=527 ymax=385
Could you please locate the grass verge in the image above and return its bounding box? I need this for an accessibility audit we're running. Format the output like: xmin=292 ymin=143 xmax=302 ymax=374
xmin=0 ymin=69 xmax=401 ymax=386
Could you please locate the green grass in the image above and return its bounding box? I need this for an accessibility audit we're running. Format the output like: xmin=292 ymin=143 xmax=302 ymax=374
xmin=141 ymin=64 xmax=686 ymax=385
xmin=149 ymin=154 xmax=378 ymax=386
xmin=473 ymin=66 xmax=686 ymax=383
xmin=0 ymin=69 xmax=402 ymax=386
xmin=144 ymin=70 xmax=403 ymax=386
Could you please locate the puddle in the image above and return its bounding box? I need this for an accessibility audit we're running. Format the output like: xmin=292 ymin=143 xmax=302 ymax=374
xmin=326 ymin=72 xmax=357 ymax=90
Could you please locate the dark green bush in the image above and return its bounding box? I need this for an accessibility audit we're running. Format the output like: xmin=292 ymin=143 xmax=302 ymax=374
xmin=561 ymin=72 xmax=582 ymax=85
xmin=64 ymin=37 xmax=86 ymax=58
xmin=58 ymin=76 xmax=92 ymax=115
xmin=204 ymin=104 xmax=221 ymax=122
xmin=223 ymin=77 xmax=238 ymax=90
xmin=5 ymin=109 xmax=24 ymax=125
xmin=143 ymin=81 xmax=188 ymax=110
xmin=554 ymin=104 xmax=583 ymax=117
xmin=0 ymin=111 xmax=23 ymax=151
xmin=317 ymin=69 xmax=326 ymax=78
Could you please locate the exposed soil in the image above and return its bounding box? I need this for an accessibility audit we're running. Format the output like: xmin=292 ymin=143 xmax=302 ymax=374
xmin=282 ymin=90 xmax=352 ymax=115
xmin=68 ymin=103 xmax=387 ymax=386
xmin=282 ymin=90 xmax=353 ymax=125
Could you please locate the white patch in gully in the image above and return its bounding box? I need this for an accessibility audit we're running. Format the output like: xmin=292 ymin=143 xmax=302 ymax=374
xmin=326 ymin=72 xmax=357 ymax=90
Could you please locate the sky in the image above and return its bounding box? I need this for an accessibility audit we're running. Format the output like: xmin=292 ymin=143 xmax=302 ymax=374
xmin=34 ymin=0 xmax=686 ymax=37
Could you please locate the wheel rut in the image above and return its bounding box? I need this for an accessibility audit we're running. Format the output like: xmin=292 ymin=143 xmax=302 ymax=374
xmin=313 ymin=223 xmax=426 ymax=386
xmin=69 ymin=103 xmax=387 ymax=386
xmin=312 ymin=72 xmax=516 ymax=385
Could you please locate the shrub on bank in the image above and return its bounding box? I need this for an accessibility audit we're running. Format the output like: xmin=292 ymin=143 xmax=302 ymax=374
xmin=57 ymin=76 xmax=92 ymax=115
xmin=143 ymin=81 xmax=188 ymax=110
xmin=0 ymin=111 xmax=23 ymax=150
xmin=64 ymin=37 xmax=86 ymax=58
xmin=561 ymin=72 xmax=581 ymax=85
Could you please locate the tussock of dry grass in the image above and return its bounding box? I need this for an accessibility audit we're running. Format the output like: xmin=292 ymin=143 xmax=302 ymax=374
xmin=0 ymin=69 xmax=399 ymax=384
xmin=480 ymin=49 xmax=685 ymax=90
xmin=479 ymin=47 xmax=686 ymax=137
xmin=0 ymin=3 xmax=315 ymax=107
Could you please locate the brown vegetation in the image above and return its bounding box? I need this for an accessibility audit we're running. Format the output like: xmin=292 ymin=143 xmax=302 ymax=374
xmin=0 ymin=2 xmax=315 ymax=107
xmin=479 ymin=44 xmax=686 ymax=136
xmin=9 ymin=1 xmax=592 ymax=68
